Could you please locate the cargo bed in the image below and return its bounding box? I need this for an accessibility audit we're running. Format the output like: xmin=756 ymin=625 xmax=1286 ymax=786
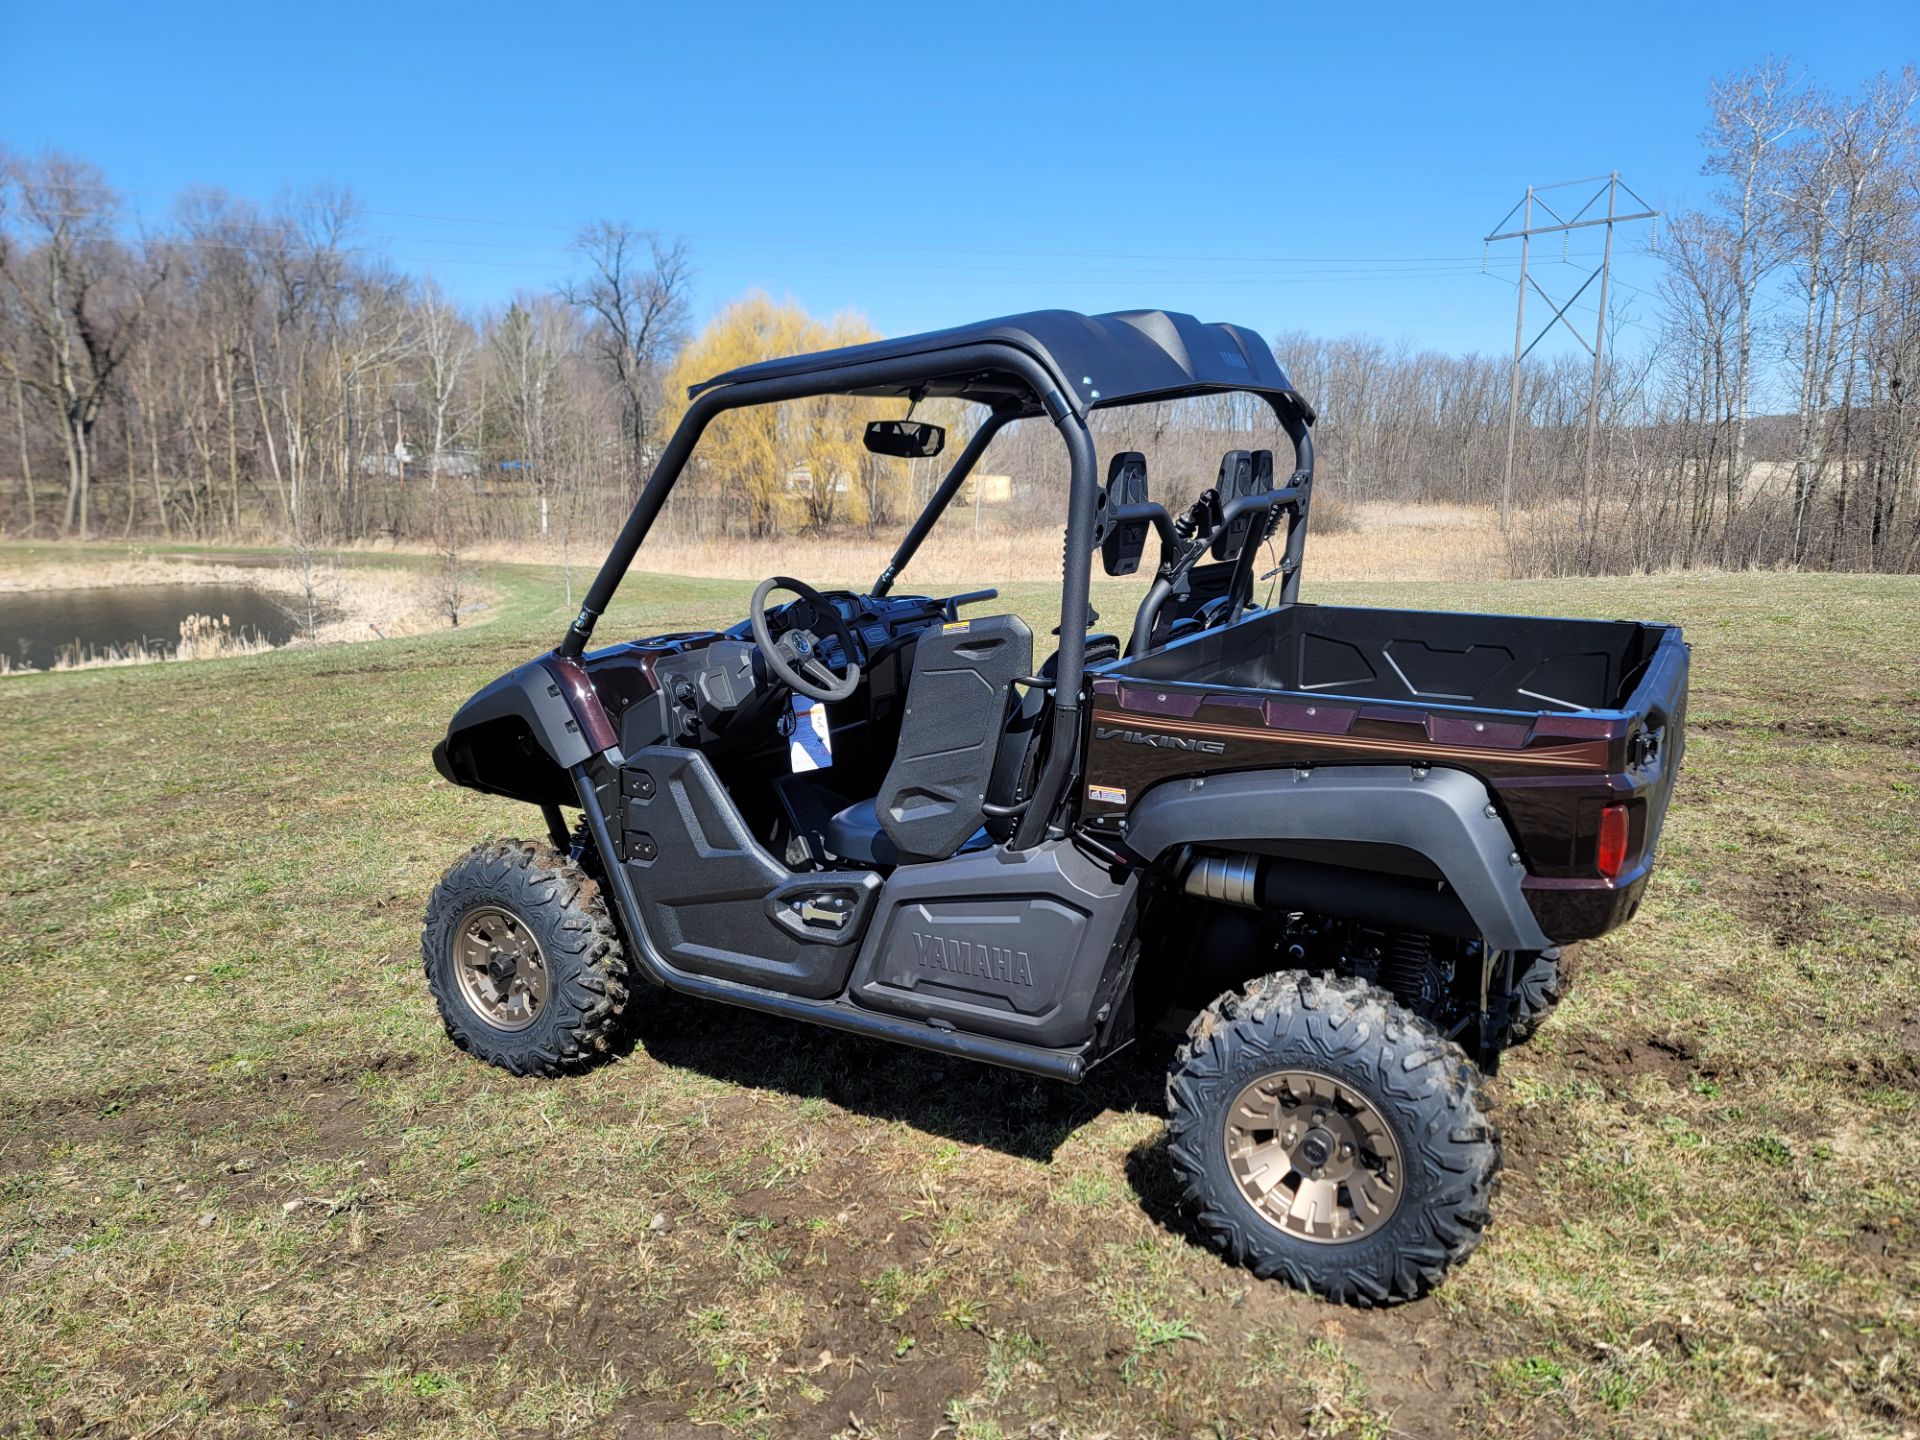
xmin=1115 ymin=602 xmax=1671 ymax=714
xmin=1085 ymin=602 xmax=1690 ymax=943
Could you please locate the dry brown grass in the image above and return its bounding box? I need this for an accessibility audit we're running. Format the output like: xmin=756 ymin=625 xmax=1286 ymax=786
xmin=358 ymin=500 xmax=1511 ymax=588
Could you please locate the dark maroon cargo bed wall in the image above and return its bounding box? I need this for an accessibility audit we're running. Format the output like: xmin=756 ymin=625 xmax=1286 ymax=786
xmin=1087 ymin=604 xmax=1689 ymax=944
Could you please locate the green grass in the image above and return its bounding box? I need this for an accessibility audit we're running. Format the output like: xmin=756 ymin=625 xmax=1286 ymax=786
xmin=1 ymin=546 xmax=1917 ymax=1438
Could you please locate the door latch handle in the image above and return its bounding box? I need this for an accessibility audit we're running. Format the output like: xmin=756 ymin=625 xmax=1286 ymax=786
xmin=797 ymin=898 xmax=850 ymax=927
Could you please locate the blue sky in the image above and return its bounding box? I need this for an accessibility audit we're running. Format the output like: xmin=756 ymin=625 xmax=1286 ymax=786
xmin=3 ymin=2 xmax=1914 ymax=358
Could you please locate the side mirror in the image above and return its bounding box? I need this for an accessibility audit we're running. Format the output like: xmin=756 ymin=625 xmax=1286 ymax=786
xmin=1101 ymin=451 xmax=1151 ymax=577
xmin=864 ymin=420 xmax=946 ymax=458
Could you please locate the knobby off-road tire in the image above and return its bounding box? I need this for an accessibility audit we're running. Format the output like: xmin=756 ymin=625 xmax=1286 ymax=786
xmin=1506 ymin=947 xmax=1566 ymax=1045
xmin=1165 ymin=973 xmax=1500 ymax=1306
xmin=422 ymin=840 xmax=631 ymax=1076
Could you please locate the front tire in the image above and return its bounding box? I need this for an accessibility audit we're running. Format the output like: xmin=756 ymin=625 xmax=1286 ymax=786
xmin=422 ymin=839 xmax=631 ymax=1076
xmin=1165 ymin=973 xmax=1499 ymax=1305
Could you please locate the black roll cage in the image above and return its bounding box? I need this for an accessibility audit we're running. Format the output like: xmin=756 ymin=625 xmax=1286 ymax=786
xmin=555 ymin=335 xmax=1315 ymax=848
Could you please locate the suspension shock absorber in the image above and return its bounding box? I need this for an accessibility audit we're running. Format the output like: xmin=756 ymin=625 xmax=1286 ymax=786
xmin=1381 ymin=930 xmax=1440 ymax=1014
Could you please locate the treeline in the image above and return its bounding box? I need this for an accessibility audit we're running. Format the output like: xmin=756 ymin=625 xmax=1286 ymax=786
xmin=0 ymin=60 xmax=1915 ymax=574
xmin=0 ymin=158 xmax=694 ymax=549
xmin=1617 ymin=61 xmax=1920 ymax=574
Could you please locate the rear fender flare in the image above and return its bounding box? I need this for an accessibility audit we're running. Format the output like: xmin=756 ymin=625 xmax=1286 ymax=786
xmin=1120 ymin=765 xmax=1553 ymax=952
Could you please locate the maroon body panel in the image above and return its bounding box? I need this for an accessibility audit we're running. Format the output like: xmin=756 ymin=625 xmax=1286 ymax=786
xmin=537 ymin=632 xmax=733 ymax=756
xmin=1085 ymin=677 xmax=1623 ymax=873
xmin=541 ymin=654 xmax=620 ymax=754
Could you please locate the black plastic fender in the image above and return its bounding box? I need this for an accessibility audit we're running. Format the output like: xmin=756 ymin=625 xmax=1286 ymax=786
xmin=433 ymin=658 xmax=593 ymax=804
xmin=1120 ymin=765 xmax=1554 ymax=952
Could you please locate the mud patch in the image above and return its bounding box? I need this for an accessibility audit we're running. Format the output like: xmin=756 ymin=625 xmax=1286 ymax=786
xmin=1689 ymin=713 xmax=1920 ymax=749
xmin=1725 ymin=821 xmax=1830 ymax=949
xmin=1549 ymin=1030 xmax=1710 ymax=1097
xmin=1832 ymin=1049 xmax=1920 ymax=1089
xmin=1498 ymin=1097 xmax=1583 ymax=1199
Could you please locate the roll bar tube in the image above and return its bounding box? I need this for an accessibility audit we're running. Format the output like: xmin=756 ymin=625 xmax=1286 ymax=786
xmin=557 ymin=343 xmax=1103 ymax=847
xmin=559 ymin=344 xmax=1068 ymax=660
xmin=1269 ymin=400 xmax=1316 ymax=609
xmin=1012 ymin=408 xmax=1098 ymax=849
xmin=873 ymin=404 xmax=1017 ymax=596
xmin=559 ymin=385 xmax=729 ymax=659
xmin=1104 ymin=500 xmax=1179 ymax=554
xmin=1125 ymin=395 xmax=1316 ymax=657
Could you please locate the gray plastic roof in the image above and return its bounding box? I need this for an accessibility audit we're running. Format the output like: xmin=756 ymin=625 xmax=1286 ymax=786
xmin=689 ymin=308 xmax=1313 ymax=421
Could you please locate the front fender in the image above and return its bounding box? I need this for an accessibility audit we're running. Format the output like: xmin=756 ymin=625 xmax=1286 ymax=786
xmin=1121 ymin=765 xmax=1554 ymax=952
xmin=433 ymin=657 xmax=596 ymax=806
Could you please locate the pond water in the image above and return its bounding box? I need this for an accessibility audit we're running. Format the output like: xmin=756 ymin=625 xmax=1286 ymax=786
xmin=0 ymin=584 xmax=297 ymax=668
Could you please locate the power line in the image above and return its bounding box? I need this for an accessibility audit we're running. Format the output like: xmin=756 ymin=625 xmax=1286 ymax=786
xmin=29 ymin=186 xmax=1611 ymax=269
xmin=31 ymin=219 xmax=1578 ymax=274
xmin=22 ymin=211 xmax=1616 ymax=283
xmin=43 ymin=232 xmax=1544 ymax=285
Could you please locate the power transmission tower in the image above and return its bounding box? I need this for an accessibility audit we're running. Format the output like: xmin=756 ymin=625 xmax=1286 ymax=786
xmin=1484 ymin=173 xmax=1657 ymax=528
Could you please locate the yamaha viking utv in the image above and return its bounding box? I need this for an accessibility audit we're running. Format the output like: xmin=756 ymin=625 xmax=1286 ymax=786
xmin=426 ymin=309 xmax=1688 ymax=1304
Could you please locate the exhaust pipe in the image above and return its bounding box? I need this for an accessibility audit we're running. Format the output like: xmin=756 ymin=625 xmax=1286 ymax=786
xmin=1181 ymin=848 xmax=1481 ymax=940
xmin=1181 ymin=850 xmax=1261 ymax=907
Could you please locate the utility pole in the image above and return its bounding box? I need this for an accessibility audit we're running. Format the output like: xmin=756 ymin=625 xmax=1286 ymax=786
xmin=1485 ymin=173 xmax=1657 ymax=530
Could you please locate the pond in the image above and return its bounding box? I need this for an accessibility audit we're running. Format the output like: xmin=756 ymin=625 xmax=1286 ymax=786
xmin=0 ymin=584 xmax=298 ymax=669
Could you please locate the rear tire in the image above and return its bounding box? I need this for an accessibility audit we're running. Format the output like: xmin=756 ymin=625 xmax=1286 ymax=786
xmin=422 ymin=839 xmax=630 ymax=1076
xmin=1507 ymin=947 xmax=1566 ymax=1045
xmin=1165 ymin=973 xmax=1499 ymax=1306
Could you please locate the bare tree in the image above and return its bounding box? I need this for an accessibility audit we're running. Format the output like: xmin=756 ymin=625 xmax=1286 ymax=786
xmin=1701 ymin=60 xmax=1811 ymax=517
xmin=273 ymin=533 xmax=341 ymax=642
xmin=0 ymin=152 xmax=163 ymax=538
xmin=565 ymin=223 xmax=691 ymax=487
xmin=488 ymin=297 xmax=571 ymax=539
xmin=1780 ymin=68 xmax=1920 ymax=560
xmin=413 ymin=280 xmax=472 ymax=492
xmin=433 ymin=509 xmax=473 ymax=628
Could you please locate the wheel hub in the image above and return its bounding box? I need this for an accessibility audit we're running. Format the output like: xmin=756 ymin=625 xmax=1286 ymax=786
xmin=454 ymin=905 xmax=550 ymax=1032
xmin=1223 ymin=1069 xmax=1404 ymax=1243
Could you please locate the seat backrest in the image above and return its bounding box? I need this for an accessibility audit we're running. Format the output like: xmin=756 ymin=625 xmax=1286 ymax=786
xmin=1210 ymin=448 xmax=1274 ymax=561
xmin=877 ymin=614 xmax=1033 ymax=862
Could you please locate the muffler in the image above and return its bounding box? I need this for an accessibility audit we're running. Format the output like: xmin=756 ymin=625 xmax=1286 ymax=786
xmin=1181 ymin=848 xmax=1480 ymax=939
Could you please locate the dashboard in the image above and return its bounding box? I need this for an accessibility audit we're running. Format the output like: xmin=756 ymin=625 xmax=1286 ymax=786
xmin=728 ymin=589 xmax=960 ymax=671
xmin=581 ymin=589 xmax=993 ymax=756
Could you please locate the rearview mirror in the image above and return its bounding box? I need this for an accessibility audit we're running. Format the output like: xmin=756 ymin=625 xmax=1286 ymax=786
xmin=864 ymin=419 xmax=946 ymax=458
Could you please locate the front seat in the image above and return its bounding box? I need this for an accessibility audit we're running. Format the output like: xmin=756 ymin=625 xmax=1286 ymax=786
xmin=825 ymin=614 xmax=1033 ymax=865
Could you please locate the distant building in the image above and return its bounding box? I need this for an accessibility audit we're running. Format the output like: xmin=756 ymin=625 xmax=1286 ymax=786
xmin=358 ymin=442 xmax=482 ymax=480
xmin=784 ymin=464 xmax=851 ymax=494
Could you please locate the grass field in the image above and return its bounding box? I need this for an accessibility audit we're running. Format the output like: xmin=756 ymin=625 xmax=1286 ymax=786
xmin=2 ymin=548 xmax=1917 ymax=1439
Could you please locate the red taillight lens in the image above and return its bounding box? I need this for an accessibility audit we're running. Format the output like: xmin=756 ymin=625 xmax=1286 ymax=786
xmin=1596 ymin=803 xmax=1630 ymax=880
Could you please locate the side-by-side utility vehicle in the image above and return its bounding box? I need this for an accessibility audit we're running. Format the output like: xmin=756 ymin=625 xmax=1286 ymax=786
xmin=425 ymin=309 xmax=1688 ymax=1304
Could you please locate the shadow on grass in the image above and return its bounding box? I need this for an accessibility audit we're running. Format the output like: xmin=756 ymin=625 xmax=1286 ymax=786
xmin=621 ymin=990 xmax=1228 ymax=1260
xmin=622 ymin=986 xmax=1179 ymax=1164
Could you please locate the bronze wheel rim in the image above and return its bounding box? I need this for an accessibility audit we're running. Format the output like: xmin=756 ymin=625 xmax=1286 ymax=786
xmin=1223 ymin=1069 xmax=1403 ymax=1244
xmin=453 ymin=905 xmax=550 ymax=1032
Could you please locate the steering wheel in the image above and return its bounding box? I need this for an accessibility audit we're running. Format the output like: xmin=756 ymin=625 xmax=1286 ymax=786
xmin=748 ymin=576 xmax=863 ymax=704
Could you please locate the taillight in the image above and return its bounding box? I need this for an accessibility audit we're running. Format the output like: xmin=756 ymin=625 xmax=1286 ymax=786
xmin=1596 ymin=803 xmax=1630 ymax=880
